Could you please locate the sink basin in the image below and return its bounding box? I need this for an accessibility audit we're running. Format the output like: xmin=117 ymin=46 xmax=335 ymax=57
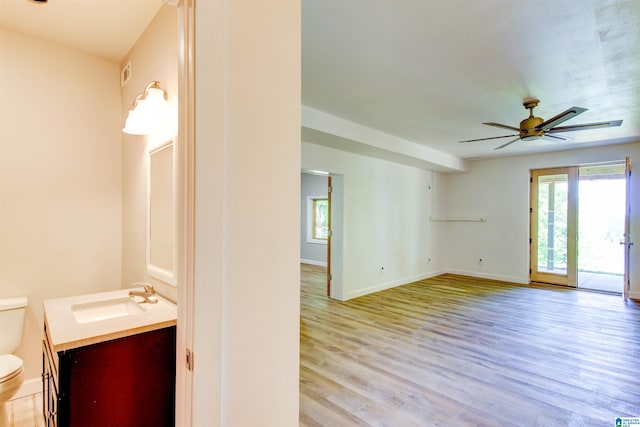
xmin=72 ymin=297 xmax=145 ymax=324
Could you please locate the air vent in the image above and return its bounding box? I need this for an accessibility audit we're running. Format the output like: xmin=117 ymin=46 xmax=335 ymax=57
xmin=121 ymin=61 xmax=131 ymax=88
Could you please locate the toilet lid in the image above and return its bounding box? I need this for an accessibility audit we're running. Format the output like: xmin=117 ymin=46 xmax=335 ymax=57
xmin=0 ymin=354 xmax=23 ymax=382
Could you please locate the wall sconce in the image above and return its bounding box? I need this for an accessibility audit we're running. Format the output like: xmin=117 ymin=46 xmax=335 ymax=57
xmin=123 ymin=81 xmax=171 ymax=135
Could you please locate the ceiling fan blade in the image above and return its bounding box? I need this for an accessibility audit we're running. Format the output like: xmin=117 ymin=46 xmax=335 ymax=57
xmin=483 ymin=122 xmax=521 ymax=132
xmin=494 ymin=137 xmax=520 ymax=150
xmin=536 ymin=106 xmax=587 ymax=131
xmin=542 ymin=133 xmax=571 ymax=141
xmin=459 ymin=134 xmax=519 ymax=143
xmin=547 ymin=119 xmax=623 ymax=133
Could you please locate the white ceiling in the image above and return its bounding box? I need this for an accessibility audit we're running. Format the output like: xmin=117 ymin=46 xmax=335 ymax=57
xmin=0 ymin=0 xmax=162 ymax=62
xmin=1 ymin=0 xmax=638 ymax=163
xmin=302 ymin=0 xmax=640 ymax=160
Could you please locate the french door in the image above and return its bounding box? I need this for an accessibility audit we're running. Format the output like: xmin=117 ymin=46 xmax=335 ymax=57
xmin=531 ymin=160 xmax=632 ymax=293
xmin=624 ymin=157 xmax=633 ymax=300
xmin=530 ymin=167 xmax=578 ymax=286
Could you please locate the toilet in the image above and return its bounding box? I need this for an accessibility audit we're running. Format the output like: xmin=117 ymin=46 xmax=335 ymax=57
xmin=0 ymin=297 xmax=27 ymax=424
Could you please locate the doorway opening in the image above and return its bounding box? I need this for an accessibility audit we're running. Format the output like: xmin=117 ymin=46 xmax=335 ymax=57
xmin=577 ymin=163 xmax=626 ymax=293
xmin=530 ymin=160 xmax=629 ymax=294
xmin=300 ymin=171 xmax=344 ymax=300
xmin=300 ymin=171 xmax=330 ymax=295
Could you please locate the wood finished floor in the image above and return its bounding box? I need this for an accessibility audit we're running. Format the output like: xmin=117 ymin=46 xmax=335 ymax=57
xmin=299 ymin=264 xmax=640 ymax=427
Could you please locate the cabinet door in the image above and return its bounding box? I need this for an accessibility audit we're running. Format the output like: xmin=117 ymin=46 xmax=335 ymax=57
xmin=58 ymin=327 xmax=176 ymax=427
xmin=42 ymin=340 xmax=58 ymax=427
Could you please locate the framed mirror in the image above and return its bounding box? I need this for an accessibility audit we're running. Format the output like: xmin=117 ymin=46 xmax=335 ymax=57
xmin=147 ymin=139 xmax=176 ymax=285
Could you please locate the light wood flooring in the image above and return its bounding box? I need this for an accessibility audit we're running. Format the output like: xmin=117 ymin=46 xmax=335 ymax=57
xmin=4 ymin=393 xmax=44 ymax=427
xmin=300 ymin=264 xmax=640 ymax=426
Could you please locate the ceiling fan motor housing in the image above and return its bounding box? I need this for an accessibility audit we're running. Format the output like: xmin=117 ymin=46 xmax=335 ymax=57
xmin=520 ymin=116 xmax=544 ymax=140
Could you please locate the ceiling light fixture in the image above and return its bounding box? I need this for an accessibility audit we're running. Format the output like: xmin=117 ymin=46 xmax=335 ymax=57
xmin=123 ymin=81 xmax=170 ymax=136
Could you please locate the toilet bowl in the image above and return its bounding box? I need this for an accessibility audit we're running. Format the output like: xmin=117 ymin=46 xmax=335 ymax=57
xmin=0 ymin=357 xmax=25 ymax=427
xmin=0 ymin=297 xmax=27 ymax=425
xmin=0 ymin=354 xmax=25 ymax=403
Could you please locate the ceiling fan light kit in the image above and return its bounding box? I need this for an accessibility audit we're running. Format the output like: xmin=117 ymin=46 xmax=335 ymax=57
xmin=460 ymin=99 xmax=623 ymax=150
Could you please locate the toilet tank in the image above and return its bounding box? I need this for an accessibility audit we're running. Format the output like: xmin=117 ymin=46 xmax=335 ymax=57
xmin=0 ymin=297 xmax=28 ymax=354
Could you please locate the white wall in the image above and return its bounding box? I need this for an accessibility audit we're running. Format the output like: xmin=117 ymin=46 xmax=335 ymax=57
xmin=192 ymin=1 xmax=300 ymax=425
xmin=300 ymin=172 xmax=328 ymax=265
xmin=121 ymin=5 xmax=178 ymax=302
xmin=443 ymin=141 xmax=640 ymax=298
xmin=0 ymin=29 xmax=122 ymax=379
xmin=302 ymin=141 xmax=445 ymax=300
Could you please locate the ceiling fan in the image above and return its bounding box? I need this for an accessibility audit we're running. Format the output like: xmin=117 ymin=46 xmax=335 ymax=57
xmin=459 ymin=99 xmax=623 ymax=150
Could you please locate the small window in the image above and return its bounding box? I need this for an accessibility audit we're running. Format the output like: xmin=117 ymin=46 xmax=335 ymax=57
xmin=307 ymin=196 xmax=329 ymax=244
xmin=313 ymin=198 xmax=329 ymax=240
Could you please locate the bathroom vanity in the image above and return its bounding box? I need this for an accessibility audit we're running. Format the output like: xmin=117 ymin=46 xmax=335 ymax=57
xmin=42 ymin=289 xmax=177 ymax=427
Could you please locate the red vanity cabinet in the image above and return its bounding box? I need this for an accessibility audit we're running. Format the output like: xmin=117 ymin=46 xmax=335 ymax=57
xmin=42 ymin=325 xmax=176 ymax=427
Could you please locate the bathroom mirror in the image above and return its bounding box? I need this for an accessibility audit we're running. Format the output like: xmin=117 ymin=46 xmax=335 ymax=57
xmin=147 ymin=140 xmax=176 ymax=286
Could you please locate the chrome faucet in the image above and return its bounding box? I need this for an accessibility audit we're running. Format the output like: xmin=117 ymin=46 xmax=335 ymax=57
xmin=129 ymin=283 xmax=159 ymax=304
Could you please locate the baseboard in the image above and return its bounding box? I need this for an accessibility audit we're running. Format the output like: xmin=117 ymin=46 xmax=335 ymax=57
xmin=445 ymin=269 xmax=529 ymax=285
xmin=14 ymin=377 xmax=41 ymax=400
xmin=344 ymin=270 xmax=446 ymax=300
xmin=300 ymin=259 xmax=328 ymax=267
xmin=629 ymin=291 xmax=640 ymax=300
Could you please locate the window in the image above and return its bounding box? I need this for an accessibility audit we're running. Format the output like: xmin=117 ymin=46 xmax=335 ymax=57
xmin=307 ymin=196 xmax=329 ymax=244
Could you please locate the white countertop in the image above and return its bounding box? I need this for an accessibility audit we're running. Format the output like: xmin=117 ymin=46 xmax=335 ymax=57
xmin=43 ymin=288 xmax=177 ymax=352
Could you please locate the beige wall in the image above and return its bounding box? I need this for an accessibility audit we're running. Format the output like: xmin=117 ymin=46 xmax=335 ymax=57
xmin=0 ymin=28 xmax=122 ymax=379
xmin=121 ymin=5 xmax=178 ymax=302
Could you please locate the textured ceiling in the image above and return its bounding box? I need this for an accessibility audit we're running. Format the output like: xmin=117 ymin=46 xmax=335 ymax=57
xmin=0 ymin=0 xmax=162 ymax=62
xmin=302 ymin=0 xmax=640 ymax=159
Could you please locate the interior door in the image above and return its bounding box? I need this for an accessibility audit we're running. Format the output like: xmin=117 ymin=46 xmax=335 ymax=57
xmin=623 ymin=157 xmax=633 ymax=300
xmin=530 ymin=167 xmax=578 ymax=286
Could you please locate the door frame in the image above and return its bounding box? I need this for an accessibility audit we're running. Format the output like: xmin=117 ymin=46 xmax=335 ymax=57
xmin=530 ymin=167 xmax=578 ymax=287
xmin=624 ymin=157 xmax=632 ymax=300
xmin=176 ymin=0 xmax=195 ymax=425
xmin=326 ymin=175 xmax=332 ymax=296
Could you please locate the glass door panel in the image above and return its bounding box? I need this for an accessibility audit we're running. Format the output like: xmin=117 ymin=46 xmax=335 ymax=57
xmin=537 ymin=173 xmax=568 ymax=274
xmin=530 ymin=167 xmax=577 ymax=286
xmin=577 ymin=163 xmax=625 ymax=293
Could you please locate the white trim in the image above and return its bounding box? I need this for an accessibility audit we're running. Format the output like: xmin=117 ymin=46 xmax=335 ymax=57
xmin=175 ymin=0 xmax=195 ymax=425
xmin=307 ymin=239 xmax=328 ymax=245
xmin=429 ymin=215 xmax=487 ymax=222
xmin=343 ymin=270 xmax=446 ymax=301
xmin=341 ymin=269 xmax=629 ymax=301
xmin=300 ymin=259 xmax=327 ymax=267
xmin=327 ymin=174 xmax=344 ymax=300
xmin=13 ymin=377 xmax=41 ymax=400
xmin=445 ymin=269 xmax=529 ymax=285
